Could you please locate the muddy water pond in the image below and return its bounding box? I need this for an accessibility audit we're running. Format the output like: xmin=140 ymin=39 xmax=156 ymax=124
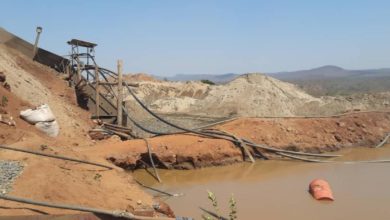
xmin=134 ymin=144 xmax=390 ymax=220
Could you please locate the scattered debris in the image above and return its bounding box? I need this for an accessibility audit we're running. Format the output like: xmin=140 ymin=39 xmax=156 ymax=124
xmin=89 ymin=123 xmax=136 ymax=140
xmin=89 ymin=129 xmax=112 ymax=140
xmin=0 ymin=114 xmax=15 ymax=126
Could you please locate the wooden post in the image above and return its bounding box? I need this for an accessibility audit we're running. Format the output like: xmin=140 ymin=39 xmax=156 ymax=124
xmin=32 ymin=27 xmax=42 ymax=59
xmin=117 ymin=60 xmax=123 ymax=126
xmin=95 ymin=65 xmax=100 ymax=119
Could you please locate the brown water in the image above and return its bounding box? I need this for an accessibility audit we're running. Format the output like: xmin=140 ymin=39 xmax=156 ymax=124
xmin=134 ymin=144 xmax=390 ymax=220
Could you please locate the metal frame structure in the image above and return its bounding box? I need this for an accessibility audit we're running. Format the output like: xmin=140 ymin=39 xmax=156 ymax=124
xmin=67 ymin=39 xmax=127 ymax=126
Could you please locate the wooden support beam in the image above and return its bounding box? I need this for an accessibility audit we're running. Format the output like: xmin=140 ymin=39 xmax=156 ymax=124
xmin=117 ymin=60 xmax=123 ymax=126
xmin=95 ymin=65 xmax=100 ymax=119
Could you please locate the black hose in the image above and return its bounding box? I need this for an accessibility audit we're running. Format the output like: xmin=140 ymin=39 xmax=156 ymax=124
xmin=199 ymin=129 xmax=341 ymax=158
xmin=277 ymin=152 xmax=390 ymax=164
xmin=134 ymin=179 xmax=183 ymax=197
xmin=143 ymin=138 xmax=162 ymax=182
xmin=0 ymin=145 xmax=114 ymax=170
xmin=276 ymin=152 xmax=329 ymax=163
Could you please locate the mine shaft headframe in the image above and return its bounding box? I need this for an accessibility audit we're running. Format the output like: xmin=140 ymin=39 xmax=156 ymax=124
xmin=67 ymin=39 xmax=97 ymax=59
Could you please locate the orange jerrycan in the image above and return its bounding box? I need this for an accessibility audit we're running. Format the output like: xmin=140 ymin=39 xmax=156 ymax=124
xmin=309 ymin=179 xmax=334 ymax=201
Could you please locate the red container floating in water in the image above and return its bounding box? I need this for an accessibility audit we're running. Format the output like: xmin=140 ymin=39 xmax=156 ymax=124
xmin=309 ymin=179 xmax=334 ymax=201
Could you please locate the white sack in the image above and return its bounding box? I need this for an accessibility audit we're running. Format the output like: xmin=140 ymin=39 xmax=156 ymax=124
xmin=20 ymin=104 xmax=55 ymax=124
xmin=35 ymin=121 xmax=59 ymax=137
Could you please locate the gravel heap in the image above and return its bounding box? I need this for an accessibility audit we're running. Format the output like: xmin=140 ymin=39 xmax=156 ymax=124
xmin=0 ymin=160 xmax=23 ymax=195
xmin=126 ymin=73 xmax=321 ymax=117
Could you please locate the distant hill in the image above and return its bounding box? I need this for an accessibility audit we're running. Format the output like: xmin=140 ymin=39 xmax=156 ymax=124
xmin=268 ymin=65 xmax=390 ymax=96
xmin=270 ymin=65 xmax=390 ymax=80
xmin=155 ymin=65 xmax=390 ymax=96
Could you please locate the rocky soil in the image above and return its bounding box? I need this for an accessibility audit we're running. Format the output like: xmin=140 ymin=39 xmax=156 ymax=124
xmin=0 ymin=160 xmax=23 ymax=195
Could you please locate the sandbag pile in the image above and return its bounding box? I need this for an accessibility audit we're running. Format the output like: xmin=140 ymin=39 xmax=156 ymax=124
xmin=20 ymin=104 xmax=59 ymax=137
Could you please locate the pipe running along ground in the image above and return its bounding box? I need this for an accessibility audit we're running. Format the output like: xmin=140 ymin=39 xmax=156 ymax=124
xmin=0 ymin=145 xmax=114 ymax=170
xmin=134 ymin=179 xmax=183 ymax=197
xmin=0 ymin=194 xmax=175 ymax=220
xmin=276 ymin=151 xmax=390 ymax=164
xmin=200 ymin=129 xmax=342 ymax=158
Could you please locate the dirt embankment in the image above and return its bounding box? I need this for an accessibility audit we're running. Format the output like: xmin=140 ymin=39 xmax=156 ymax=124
xmin=0 ymin=45 xmax=168 ymax=218
xmin=99 ymin=111 xmax=390 ymax=170
xmin=0 ymin=44 xmax=93 ymax=146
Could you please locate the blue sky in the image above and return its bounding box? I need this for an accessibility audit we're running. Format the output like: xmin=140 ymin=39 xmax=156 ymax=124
xmin=1 ymin=0 xmax=390 ymax=76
